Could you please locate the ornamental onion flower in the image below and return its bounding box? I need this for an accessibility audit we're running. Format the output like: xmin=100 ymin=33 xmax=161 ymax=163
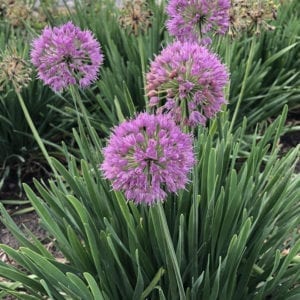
xmin=166 ymin=0 xmax=230 ymax=44
xmin=31 ymin=21 xmax=103 ymax=92
xmin=101 ymin=113 xmax=195 ymax=205
xmin=145 ymin=41 xmax=229 ymax=127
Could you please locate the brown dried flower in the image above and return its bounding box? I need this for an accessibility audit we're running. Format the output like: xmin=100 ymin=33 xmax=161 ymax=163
xmin=229 ymin=0 xmax=279 ymax=37
xmin=0 ymin=0 xmax=49 ymax=30
xmin=0 ymin=48 xmax=32 ymax=92
xmin=6 ymin=0 xmax=31 ymax=27
xmin=119 ymin=0 xmax=153 ymax=36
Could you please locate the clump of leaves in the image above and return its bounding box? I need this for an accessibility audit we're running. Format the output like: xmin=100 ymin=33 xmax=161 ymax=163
xmin=0 ymin=108 xmax=299 ymax=299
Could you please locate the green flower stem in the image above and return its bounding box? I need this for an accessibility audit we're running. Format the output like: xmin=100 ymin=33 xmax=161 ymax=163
xmin=217 ymin=112 xmax=224 ymax=139
xmin=69 ymin=85 xmax=101 ymax=149
xmin=69 ymin=85 xmax=91 ymax=128
xmin=15 ymin=85 xmax=57 ymax=176
xmin=138 ymin=36 xmax=148 ymax=109
xmin=229 ymin=36 xmax=256 ymax=132
xmin=156 ymin=203 xmax=186 ymax=299
xmin=181 ymin=98 xmax=189 ymax=133
xmin=224 ymin=35 xmax=232 ymax=101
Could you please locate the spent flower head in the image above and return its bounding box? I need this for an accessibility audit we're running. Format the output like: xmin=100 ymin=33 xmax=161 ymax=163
xmin=146 ymin=41 xmax=229 ymax=127
xmin=31 ymin=21 xmax=103 ymax=92
xmin=229 ymin=0 xmax=278 ymax=37
xmin=166 ymin=0 xmax=230 ymax=44
xmin=101 ymin=113 xmax=195 ymax=205
xmin=0 ymin=47 xmax=32 ymax=92
xmin=119 ymin=0 xmax=153 ymax=36
xmin=6 ymin=0 xmax=31 ymax=27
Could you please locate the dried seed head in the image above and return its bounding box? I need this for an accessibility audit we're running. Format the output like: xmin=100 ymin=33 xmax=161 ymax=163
xmin=7 ymin=2 xmax=31 ymax=26
xmin=0 ymin=48 xmax=32 ymax=92
xmin=119 ymin=0 xmax=153 ymax=36
xmin=229 ymin=0 xmax=279 ymax=37
xmin=0 ymin=0 xmax=31 ymax=27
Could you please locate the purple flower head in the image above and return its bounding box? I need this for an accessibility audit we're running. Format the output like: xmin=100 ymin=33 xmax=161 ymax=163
xmin=31 ymin=21 xmax=103 ymax=92
xmin=145 ymin=41 xmax=229 ymax=127
xmin=166 ymin=0 xmax=230 ymax=44
xmin=101 ymin=113 xmax=195 ymax=205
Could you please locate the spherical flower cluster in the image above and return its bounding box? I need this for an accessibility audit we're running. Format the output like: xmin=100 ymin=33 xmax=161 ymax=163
xmin=31 ymin=21 xmax=103 ymax=92
xmin=166 ymin=0 xmax=230 ymax=44
xmin=101 ymin=113 xmax=195 ymax=205
xmin=145 ymin=41 xmax=229 ymax=127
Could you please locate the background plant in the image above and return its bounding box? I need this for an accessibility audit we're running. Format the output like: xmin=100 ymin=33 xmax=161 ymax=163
xmin=215 ymin=0 xmax=300 ymax=130
xmin=0 ymin=30 xmax=74 ymax=199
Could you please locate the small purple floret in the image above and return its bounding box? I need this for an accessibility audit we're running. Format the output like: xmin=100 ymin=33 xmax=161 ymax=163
xmin=101 ymin=113 xmax=195 ymax=205
xmin=145 ymin=41 xmax=229 ymax=127
xmin=31 ymin=21 xmax=103 ymax=92
xmin=166 ymin=0 xmax=230 ymax=43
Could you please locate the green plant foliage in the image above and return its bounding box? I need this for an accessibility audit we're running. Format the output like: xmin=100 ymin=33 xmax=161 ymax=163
xmin=0 ymin=108 xmax=299 ymax=299
xmin=0 ymin=37 xmax=75 ymax=198
xmin=0 ymin=83 xmax=65 ymax=192
xmin=0 ymin=24 xmax=82 ymax=198
xmin=0 ymin=2 xmax=299 ymax=298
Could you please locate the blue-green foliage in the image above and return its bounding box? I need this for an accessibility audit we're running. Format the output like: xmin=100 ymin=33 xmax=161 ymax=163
xmin=0 ymin=109 xmax=299 ymax=299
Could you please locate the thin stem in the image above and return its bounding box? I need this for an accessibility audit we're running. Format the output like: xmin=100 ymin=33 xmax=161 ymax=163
xmin=138 ymin=35 xmax=148 ymax=110
xmin=15 ymin=85 xmax=57 ymax=176
xmin=69 ymin=85 xmax=102 ymax=149
xmin=190 ymin=165 xmax=200 ymax=280
xmin=229 ymin=36 xmax=256 ymax=132
xmin=69 ymin=85 xmax=81 ymax=126
xmin=224 ymin=35 xmax=232 ymax=101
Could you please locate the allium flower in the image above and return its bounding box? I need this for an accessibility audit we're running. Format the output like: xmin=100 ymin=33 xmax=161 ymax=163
xmin=31 ymin=21 xmax=103 ymax=92
xmin=166 ymin=0 xmax=230 ymax=43
xmin=101 ymin=113 xmax=195 ymax=205
xmin=145 ymin=41 xmax=229 ymax=127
